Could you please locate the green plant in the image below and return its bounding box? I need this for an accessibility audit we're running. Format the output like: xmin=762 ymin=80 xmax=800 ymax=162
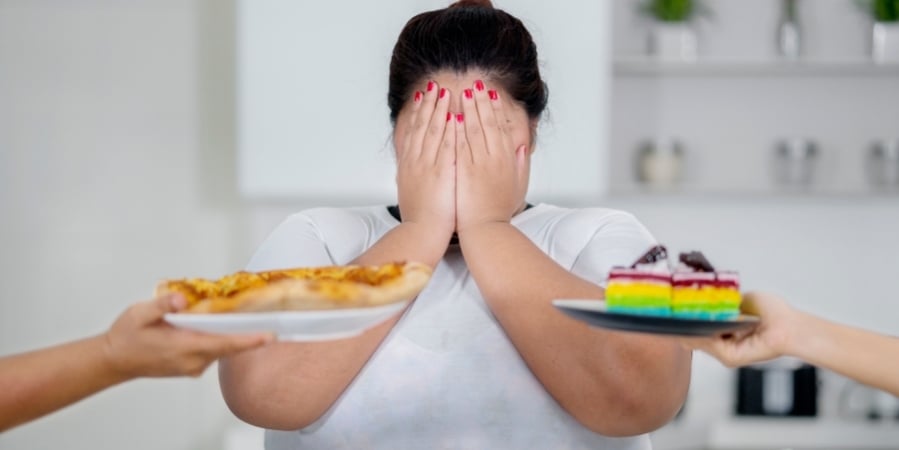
xmin=857 ymin=0 xmax=899 ymax=22
xmin=639 ymin=0 xmax=703 ymax=22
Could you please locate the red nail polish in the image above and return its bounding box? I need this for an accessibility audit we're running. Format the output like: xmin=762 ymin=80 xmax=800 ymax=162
xmin=464 ymin=89 xmax=473 ymax=99
xmin=456 ymin=113 xmax=464 ymax=123
xmin=446 ymin=112 xmax=452 ymax=122
xmin=475 ymin=80 xmax=485 ymax=91
xmin=439 ymin=88 xmax=447 ymax=99
xmin=427 ymin=81 xmax=435 ymax=92
xmin=488 ymin=90 xmax=498 ymax=101
xmin=414 ymin=91 xmax=422 ymax=102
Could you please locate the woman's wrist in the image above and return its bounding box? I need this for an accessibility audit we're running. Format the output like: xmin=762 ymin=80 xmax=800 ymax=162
xmin=455 ymin=203 xmax=527 ymax=238
xmin=394 ymin=221 xmax=453 ymax=265
xmin=456 ymin=220 xmax=511 ymax=240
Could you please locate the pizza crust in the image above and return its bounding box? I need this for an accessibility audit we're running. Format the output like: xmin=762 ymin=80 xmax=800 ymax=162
xmin=157 ymin=261 xmax=432 ymax=313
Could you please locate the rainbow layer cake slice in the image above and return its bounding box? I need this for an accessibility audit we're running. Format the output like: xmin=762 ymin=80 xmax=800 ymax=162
xmin=671 ymin=251 xmax=741 ymax=320
xmin=605 ymin=245 xmax=673 ymax=316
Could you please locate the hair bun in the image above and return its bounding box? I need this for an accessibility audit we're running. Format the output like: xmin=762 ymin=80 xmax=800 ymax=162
xmin=449 ymin=0 xmax=494 ymax=9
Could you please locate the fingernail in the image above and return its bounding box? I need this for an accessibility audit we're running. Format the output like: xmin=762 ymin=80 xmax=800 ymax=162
xmin=439 ymin=88 xmax=447 ymax=99
xmin=414 ymin=91 xmax=422 ymax=102
xmin=456 ymin=113 xmax=464 ymax=123
xmin=474 ymin=80 xmax=485 ymax=91
xmin=464 ymin=89 xmax=473 ymax=99
xmin=427 ymin=81 xmax=435 ymax=92
xmin=446 ymin=112 xmax=452 ymax=122
xmin=488 ymin=90 xmax=498 ymax=101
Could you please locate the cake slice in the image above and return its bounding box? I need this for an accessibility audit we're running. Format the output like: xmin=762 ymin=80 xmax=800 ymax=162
xmin=605 ymin=245 xmax=673 ymax=316
xmin=671 ymin=252 xmax=741 ymax=320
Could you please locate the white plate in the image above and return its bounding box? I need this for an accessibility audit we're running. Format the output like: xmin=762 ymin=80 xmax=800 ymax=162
xmin=164 ymin=301 xmax=409 ymax=341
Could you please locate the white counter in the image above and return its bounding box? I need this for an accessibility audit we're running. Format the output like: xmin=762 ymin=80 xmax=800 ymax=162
xmin=652 ymin=417 xmax=899 ymax=450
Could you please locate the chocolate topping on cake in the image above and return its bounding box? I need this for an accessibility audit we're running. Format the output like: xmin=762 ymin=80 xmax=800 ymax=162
xmin=631 ymin=245 xmax=668 ymax=268
xmin=679 ymin=251 xmax=715 ymax=272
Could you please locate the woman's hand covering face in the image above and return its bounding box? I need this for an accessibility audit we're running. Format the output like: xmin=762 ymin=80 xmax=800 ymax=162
xmin=455 ymin=80 xmax=530 ymax=232
xmin=395 ymin=81 xmax=457 ymax=240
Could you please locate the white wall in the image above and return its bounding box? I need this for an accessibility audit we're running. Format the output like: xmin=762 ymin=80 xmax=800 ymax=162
xmin=0 ymin=1 xmax=247 ymax=449
xmin=237 ymin=0 xmax=611 ymax=203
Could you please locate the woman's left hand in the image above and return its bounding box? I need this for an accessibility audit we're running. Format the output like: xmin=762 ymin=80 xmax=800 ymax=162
xmin=455 ymin=80 xmax=530 ymax=234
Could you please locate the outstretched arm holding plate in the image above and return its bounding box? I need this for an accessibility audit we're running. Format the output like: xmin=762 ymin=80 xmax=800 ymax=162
xmin=0 ymin=294 xmax=273 ymax=432
xmin=679 ymin=291 xmax=899 ymax=397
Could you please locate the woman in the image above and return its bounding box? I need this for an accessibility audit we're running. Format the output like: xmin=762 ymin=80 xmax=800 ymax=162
xmin=220 ymin=1 xmax=691 ymax=448
xmin=679 ymin=291 xmax=899 ymax=397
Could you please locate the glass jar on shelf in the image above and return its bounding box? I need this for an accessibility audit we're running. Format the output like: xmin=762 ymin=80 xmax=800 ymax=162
xmin=773 ymin=138 xmax=818 ymax=188
xmin=866 ymin=138 xmax=899 ymax=189
xmin=635 ymin=138 xmax=685 ymax=189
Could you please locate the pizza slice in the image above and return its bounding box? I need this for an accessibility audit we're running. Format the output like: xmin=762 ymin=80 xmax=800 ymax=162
xmin=156 ymin=261 xmax=432 ymax=313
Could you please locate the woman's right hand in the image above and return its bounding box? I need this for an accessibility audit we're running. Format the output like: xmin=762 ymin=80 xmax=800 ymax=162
xmin=395 ymin=81 xmax=457 ymax=244
xmin=677 ymin=292 xmax=800 ymax=367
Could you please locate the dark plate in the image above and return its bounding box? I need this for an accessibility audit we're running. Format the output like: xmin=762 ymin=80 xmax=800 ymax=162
xmin=553 ymin=299 xmax=759 ymax=337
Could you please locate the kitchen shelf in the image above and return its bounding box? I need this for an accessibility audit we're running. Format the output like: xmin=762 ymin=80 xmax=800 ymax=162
xmin=608 ymin=1 xmax=899 ymax=198
xmin=614 ymin=58 xmax=899 ymax=77
xmin=603 ymin=189 xmax=899 ymax=204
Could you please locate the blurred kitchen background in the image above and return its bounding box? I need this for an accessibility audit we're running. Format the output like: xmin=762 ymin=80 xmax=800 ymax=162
xmin=1 ymin=0 xmax=898 ymax=449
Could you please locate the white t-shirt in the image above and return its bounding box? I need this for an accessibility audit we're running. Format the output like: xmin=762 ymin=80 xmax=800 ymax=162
xmin=248 ymin=203 xmax=657 ymax=450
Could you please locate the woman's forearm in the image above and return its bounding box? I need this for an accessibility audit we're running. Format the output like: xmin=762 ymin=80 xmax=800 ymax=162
xmin=349 ymin=222 xmax=449 ymax=268
xmin=787 ymin=312 xmax=899 ymax=397
xmin=458 ymin=222 xmax=691 ymax=436
xmin=220 ymin=223 xmax=448 ymax=430
xmin=219 ymin=319 xmax=401 ymax=430
xmin=0 ymin=335 xmax=129 ymax=432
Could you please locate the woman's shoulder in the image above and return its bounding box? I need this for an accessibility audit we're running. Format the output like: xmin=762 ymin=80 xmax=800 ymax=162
xmin=524 ymin=204 xmax=655 ymax=269
xmin=253 ymin=206 xmax=395 ymax=266
xmin=281 ymin=205 xmax=394 ymax=229
xmin=533 ymin=203 xmax=645 ymax=232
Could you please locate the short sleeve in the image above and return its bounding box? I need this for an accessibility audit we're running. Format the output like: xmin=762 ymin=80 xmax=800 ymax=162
xmin=245 ymin=212 xmax=336 ymax=271
xmin=569 ymin=212 xmax=658 ymax=288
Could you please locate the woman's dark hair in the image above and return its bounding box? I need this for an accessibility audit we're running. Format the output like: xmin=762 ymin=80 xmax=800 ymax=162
xmin=388 ymin=0 xmax=548 ymax=124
